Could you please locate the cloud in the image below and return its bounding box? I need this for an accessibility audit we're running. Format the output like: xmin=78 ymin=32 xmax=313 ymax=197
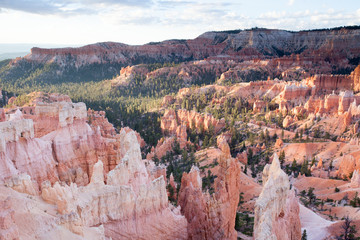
xmin=101 ymin=0 xmax=236 ymax=27
xmin=288 ymin=0 xmax=295 ymax=6
xmin=0 ymin=0 xmax=66 ymax=15
xmin=100 ymin=0 xmax=360 ymax=38
xmin=0 ymin=0 xmax=153 ymax=16
xmin=157 ymin=0 xmax=195 ymax=7
xmin=81 ymin=0 xmax=153 ymax=7
xmin=253 ymin=9 xmax=360 ymax=31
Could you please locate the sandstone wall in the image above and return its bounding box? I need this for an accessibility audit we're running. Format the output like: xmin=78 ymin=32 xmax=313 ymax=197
xmin=178 ymin=144 xmax=241 ymax=240
xmin=305 ymin=74 xmax=352 ymax=94
xmin=41 ymin=130 xmax=188 ymax=240
xmin=0 ymin=119 xmax=34 ymax=152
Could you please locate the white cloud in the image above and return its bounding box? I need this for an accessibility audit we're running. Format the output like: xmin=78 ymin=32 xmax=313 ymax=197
xmin=1 ymin=0 xmax=360 ymax=45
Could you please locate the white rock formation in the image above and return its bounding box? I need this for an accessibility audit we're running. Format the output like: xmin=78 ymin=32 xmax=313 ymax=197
xmin=0 ymin=118 xmax=34 ymax=152
xmin=351 ymin=169 xmax=360 ymax=188
xmin=254 ymin=153 xmax=301 ymax=240
xmin=35 ymin=101 xmax=87 ymax=127
xmin=41 ymin=130 xmax=188 ymax=239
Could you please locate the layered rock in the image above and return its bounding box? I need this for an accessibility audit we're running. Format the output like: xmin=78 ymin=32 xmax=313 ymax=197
xmin=303 ymin=90 xmax=360 ymax=117
xmin=146 ymin=137 xmax=176 ymax=160
xmin=178 ymin=141 xmax=241 ymax=240
xmin=40 ymin=120 xmax=109 ymax=185
xmin=161 ymin=109 xmax=179 ymax=134
xmin=0 ymin=118 xmax=34 ymax=152
xmin=0 ymin=93 xmax=143 ymax=187
xmin=18 ymin=28 xmax=360 ymax=70
xmin=151 ymin=107 xmax=226 ymax=160
xmin=161 ymin=108 xmax=225 ymax=135
xmin=111 ymin=65 xmax=149 ymax=87
xmin=253 ymin=100 xmax=266 ymax=112
xmin=177 ymin=109 xmax=225 ymax=133
xmin=352 ymin=65 xmax=360 ymax=92
xmin=254 ymin=153 xmax=301 ymax=240
xmin=3 ymin=92 xmax=87 ymax=138
xmin=87 ymin=109 xmax=116 ymax=138
xmin=41 ymin=130 xmax=188 ymax=239
xmin=28 ymin=101 xmax=87 ymax=138
xmin=0 ymin=117 xmax=59 ymax=184
xmin=304 ymin=96 xmax=324 ymax=114
xmin=304 ymin=74 xmax=352 ymax=94
xmin=278 ymin=82 xmax=311 ymax=103
xmin=148 ymin=110 xmax=188 ymax=160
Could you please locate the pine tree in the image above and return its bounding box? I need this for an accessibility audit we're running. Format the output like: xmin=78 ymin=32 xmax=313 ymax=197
xmin=294 ymin=131 xmax=299 ymax=139
xmin=307 ymin=187 xmax=316 ymax=205
xmin=279 ymin=151 xmax=285 ymax=166
xmin=251 ymin=163 xmax=256 ymax=178
xmin=350 ymin=192 xmax=360 ymax=207
xmin=291 ymin=159 xmax=298 ymax=173
xmin=300 ymin=160 xmax=311 ymax=176
xmin=329 ymin=160 xmax=334 ymax=171
xmin=337 ymin=216 xmax=358 ymax=240
xmin=311 ymin=157 xmax=316 ymax=167
xmin=301 ymin=229 xmax=307 ymax=240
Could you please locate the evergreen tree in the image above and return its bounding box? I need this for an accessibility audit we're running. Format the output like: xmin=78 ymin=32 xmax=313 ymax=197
xmin=294 ymin=131 xmax=299 ymax=139
xmin=311 ymin=157 xmax=316 ymax=167
xmin=251 ymin=163 xmax=256 ymax=178
xmin=307 ymin=187 xmax=316 ymax=205
xmin=350 ymin=192 xmax=360 ymax=207
xmin=301 ymin=229 xmax=307 ymax=240
xmin=247 ymin=148 xmax=253 ymax=164
xmin=329 ymin=160 xmax=334 ymax=171
xmin=279 ymin=151 xmax=285 ymax=166
xmin=291 ymin=159 xmax=298 ymax=173
xmin=337 ymin=216 xmax=358 ymax=240
xmin=300 ymin=160 xmax=311 ymax=176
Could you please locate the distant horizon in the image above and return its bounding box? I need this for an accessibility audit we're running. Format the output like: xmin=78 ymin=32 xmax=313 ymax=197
xmin=1 ymin=24 xmax=359 ymax=52
xmin=0 ymin=0 xmax=359 ymax=46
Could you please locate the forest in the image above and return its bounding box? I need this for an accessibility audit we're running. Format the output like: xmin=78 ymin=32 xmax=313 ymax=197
xmin=0 ymin=59 xmax=218 ymax=148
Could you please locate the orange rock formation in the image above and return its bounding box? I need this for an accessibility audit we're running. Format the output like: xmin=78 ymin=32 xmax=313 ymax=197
xmin=178 ymin=141 xmax=241 ymax=240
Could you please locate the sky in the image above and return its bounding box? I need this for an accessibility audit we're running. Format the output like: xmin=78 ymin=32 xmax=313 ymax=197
xmin=0 ymin=0 xmax=359 ymax=47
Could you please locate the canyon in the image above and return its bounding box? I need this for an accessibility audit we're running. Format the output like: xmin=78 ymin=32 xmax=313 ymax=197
xmin=18 ymin=28 xmax=360 ymax=69
xmin=0 ymin=93 xmax=189 ymax=239
xmin=2 ymin=26 xmax=360 ymax=240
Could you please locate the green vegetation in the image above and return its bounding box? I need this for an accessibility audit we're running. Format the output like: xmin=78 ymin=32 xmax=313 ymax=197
xmin=0 ymin=59 xmax=219 ymax=150
xmin=350 ymin=192 xmax=360 ymax=208
xmin=235 ymin=212 xmax=254 ymax=236
xmin=202 ymin=169 xmax=217 ymax=194
xmin=300 ymin=187 xmax=319 ymax=207
xmin=162 ymin=139 xmax=197 ymax=183
xmin=336 ymin=216 xmax=360 ymax=240
xmin=301 ymin=230 xmax=307 ymax=240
